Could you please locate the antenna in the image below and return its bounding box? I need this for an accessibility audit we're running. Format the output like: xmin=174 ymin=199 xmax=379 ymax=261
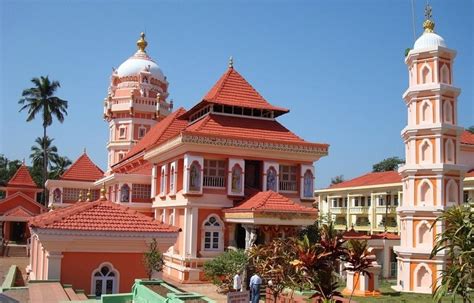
xmin=410 ymin=0 xmax=417 ymax=42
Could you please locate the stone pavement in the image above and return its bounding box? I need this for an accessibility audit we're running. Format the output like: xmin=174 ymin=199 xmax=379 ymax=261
xmin=164 ymin=280 xmax=228 ymax=303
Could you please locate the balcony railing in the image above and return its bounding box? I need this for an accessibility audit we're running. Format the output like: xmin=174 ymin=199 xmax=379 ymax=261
xmin=279 ymin=181 xmax=297 ymax=192
xmin=354 ymin=225 xmax=371 ymax=231
xmin=331 ymin=208 xmax=347 ymax=214
xmin=203 ymin=176 xmax=225 ymax=188
xmin=334 ymin=224 xmax=347 ymax=230
xmin=349 ymin=206 xmax=369 ymax=214
xmin=375 ymin=206 xmax=397 ymax=214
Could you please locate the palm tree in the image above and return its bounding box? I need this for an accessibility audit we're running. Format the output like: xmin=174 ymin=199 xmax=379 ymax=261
xmin=30 ymin=136 xmax=59 ymax=170
xmin=50 ymin=156 xmax=72 ymax=179
xmin=345 ymin=239 xmax=373 ymax=303
xmin=431 ymin=203 xmax=474 ymax=303
xmin=19 ymin=76 xmax=68 ymax=199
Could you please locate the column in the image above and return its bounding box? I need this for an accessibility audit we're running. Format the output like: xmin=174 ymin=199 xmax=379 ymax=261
xmin=46 ymin=251 xmax=63 ymax=280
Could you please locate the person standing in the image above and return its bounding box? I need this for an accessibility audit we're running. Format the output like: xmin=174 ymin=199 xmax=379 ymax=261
xmin=233 ymin=271 xmax=242 ymax=292
xmin=249 ymin=272 xmax=262 ymax=303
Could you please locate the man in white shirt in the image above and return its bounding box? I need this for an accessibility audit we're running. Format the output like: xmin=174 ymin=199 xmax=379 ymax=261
xmin=249 ymin=273 xmax=262 ymax=303
xmin=233 ymin=271 xmax=242 ymax=292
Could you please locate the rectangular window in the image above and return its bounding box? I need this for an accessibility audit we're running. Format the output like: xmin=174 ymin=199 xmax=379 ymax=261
xmin=387 ymin=195 xmax=392 ymax=206
xmin=344 ymin=198 xmax=348 ymax=207
xmin=204 ymin=232 xmax=211 ymax=249
xmin=361 ymin=196 xmax=366 ymax=207
xmin=394 ymin=195 xmax=399 ymax=206
xmin=203 ymin=159 xmax=226 ymax=188
xmin=279 ymin=165 xmax=297 ymax=191
xmin=354 ymin=198 xmax=359 ymax=207
xmin=463 ymin=191 xmax=468 ymax=203
xmin=138 ymin=127 xmax=146 ymax=139
xmin=378 ymin=196 xmax=385 ymax=206
xmin=119 ymin=126 xmax=126 ymax=139
xmin=132 ymin=184 xmax=151 ymax=200
xmin=367 ymin=197 xmax=371 ymax=207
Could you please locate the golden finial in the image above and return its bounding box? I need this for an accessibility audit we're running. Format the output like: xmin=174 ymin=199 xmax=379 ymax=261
xmin=228 ymin=56 xmax=233 ymax=69
xmin=137 ymin=32 xmax=148 ymax=52
xmin=78 ymin=190 xmax=83 ymax=202
xmin=100 ymin=183 xmax=107 ymax=200
xmin=86 ymin=188 xmax=91 ymax=202
xmin=423 ymin=4 xmax=435 ymax=33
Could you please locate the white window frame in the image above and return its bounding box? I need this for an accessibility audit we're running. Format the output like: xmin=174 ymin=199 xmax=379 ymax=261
xmin=90 ymin=262 xmax=119 ymax=296
xmin=200 ymin=214 xmax=224 ymax=257
xmin=160 ymin=165 xmax=167 ymax=197
xmin=279 ymin=165 xmax=297 ymax=192
xmin=203 ymin=159 xmax=226 ymax=188
xmin=118 ymin=125 xmax=127 ymax=139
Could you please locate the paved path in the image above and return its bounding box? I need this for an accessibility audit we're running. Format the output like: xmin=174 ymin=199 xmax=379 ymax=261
xmin=165 ymin=280 xmax=228 ymax=303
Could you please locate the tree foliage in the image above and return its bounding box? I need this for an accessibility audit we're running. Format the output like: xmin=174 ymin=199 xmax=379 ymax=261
xmin=372 ymin=157 xmax=404 ymax=172
xmin=143 ymin=239 xmax=164 ymax=280
xmin=0 ymin=155 xmax=22 ymax=199
xmin=330 ymin=175 xmax=345 ymax=185
xmin=467 ymin=126 xmax=474 ymax=134
xmin=430 ymin=203 xmax=474 ymax=303
xmin=203 ymin=249 xmax=248 ymax=293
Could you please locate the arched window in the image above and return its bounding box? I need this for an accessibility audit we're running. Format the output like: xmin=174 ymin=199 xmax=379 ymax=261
xmin=421 ymin=100 xmax=432 ymax=124
xmin=120 ymin=184 xmax=130 ymax=202
xmin=446 ymin=180 xmax=458 ymax=205
xmin=440 ymin=64 xmax=450 ymax=84
xmin=266 ymin=167 xmax=277 ymax=191
xmin=445 ymin=139 xmax=455 ymax=163
xmin=189 ymin=161 xmax=201 ymax=192
xmin=53 ymin=188 xmax=62 ymax=203
xmin=419 ymin=180 xmax=432 ymax=206
xmin=91 ymin=263 xmax=119 ymax=296
xmin=169 ymin=166 xmax=175 ymax=193
xmin=418 ymin=221 xmax=431 ymax=246
xmin=443 ymin=100 xmax=453 ymax=123
xmin=160 ymin=166 xmax=166 ymax=195
xmin=169 ymin=212 xmax=175 ymax=225
xmin=420 ymin=140 xmax=431 ymax=163
xmin=421 ymin=64 xmax=432 ymax=84
xmin=231 ymin=165 xmax=243 ymax=193
xmin=303 ymin=170 xmax=314 ymax=198
xmin=415 ymin=265 xmax=432 ymax=291
xmin=202 ymin=215 xmax=224 ymax=253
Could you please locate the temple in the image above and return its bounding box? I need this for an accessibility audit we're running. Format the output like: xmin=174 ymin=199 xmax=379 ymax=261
xmin=37 ymin=32 xmax=328 ymax=294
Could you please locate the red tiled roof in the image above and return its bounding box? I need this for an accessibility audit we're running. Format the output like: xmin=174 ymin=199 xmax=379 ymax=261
xmin=60 ymin=153 xmax=104 ymax=182
xmin=224 ymin=191 xmax=317 ymax=214
xmin=342 ymin=229 xmax=371 ymax=240
xmin=29 ymin=200 xmax=180 ymax=233
xmin=466 ymin=169 xmax=474 ymax=178
xmin=7 ymin=164 xmax=37 ymax=188
xmin=461 ymin=130 xmax=474 ymax=145
xmin=184 ymin=114 xmax=328 ymax=148
xmin=329 ymin=171 xmax=402 ymax=189
xmin=4 ymin=207 xmax=34 ymax=218
xmin=371 ymin=232 xmax=400 ymax=240
xmin=117 ymin=108 xmax=188 ymax=165
xmin=183 ymin=67 xmax=289 ymax=119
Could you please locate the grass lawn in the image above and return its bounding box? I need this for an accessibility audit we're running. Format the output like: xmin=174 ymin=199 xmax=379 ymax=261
xmin=347 ymin=280 xmax=466 ymax=303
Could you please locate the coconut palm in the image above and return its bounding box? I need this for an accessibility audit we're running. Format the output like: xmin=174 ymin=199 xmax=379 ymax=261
xmin=30 ymin=136 xmax=59 ymax=170
xmin=431 ymin=203 xmax=474 ymax=303
xmin=50 ymin=156 xmax=72 ymax=179
xmin=19 ymin=76 xmax=68 ymax=192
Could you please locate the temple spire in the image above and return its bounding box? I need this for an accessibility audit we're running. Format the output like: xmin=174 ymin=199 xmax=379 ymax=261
xmin=137 ymin=32 xmax=148 ymax=52
xmin=228 ymin=56 xmax=233 ymax=69
xmin=423 ymin=4 xmax=435 ymax=33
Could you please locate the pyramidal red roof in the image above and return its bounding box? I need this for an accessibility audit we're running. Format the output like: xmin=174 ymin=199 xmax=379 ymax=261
xmin=461 ymin=130 xmax=474 ymax=145
xmin=328 ymin=171 xmax=402 ymax=189
xmin=7 ymin=164 xmax=37 ymax=188
xmin=116 ymin=107 xmax=188 ymax=167
xmin=184 ymin=67 xmax=289 ymax=118
xmin=224 ymin=191 xmax=316 ymax=214
xmin=342 ymin=229 xmax=371 ymax=240
xmin=60 ymin=153 xmax=104 ymax=182
xmin=29 ymin=199 xmax=180 ymax=233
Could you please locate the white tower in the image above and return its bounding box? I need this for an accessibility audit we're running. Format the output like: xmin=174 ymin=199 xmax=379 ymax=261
xmin=104 ymin=33 xmax=172 ymax=169
xmin=394 ymin=6 xmax=465 ymax=294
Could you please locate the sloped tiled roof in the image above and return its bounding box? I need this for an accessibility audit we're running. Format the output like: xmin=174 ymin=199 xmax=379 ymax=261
xmin=60 ymin=153 xmax=104 ymax=182
xmin=461 ymin=130 xmax=474 ymax=145
xmin=29 ymin=200 xmax=180 ymax=233
xmin=117 ymin=107 xmax=188 ymax=165
xmin=4 ymin=206 xmax=35 ymax=218
xmin=466 ymin=169 xmax=474 ymax=178
xmin=329 ymin=171 xmax=402 ymax=189
xmin=224 ymin=191 xmax=316 ymax=214
xmin=182 ymin=67 xmax=289 ymax=119
xmin=342 ymin=229 xmax=371 ymax=240
xmin=371 ymin=232 xmax=400 ymax=240
xmin=184 ymin=114 xmax=328 ymax=148
xmin=7 ymin=164 xmax=37 ymax=188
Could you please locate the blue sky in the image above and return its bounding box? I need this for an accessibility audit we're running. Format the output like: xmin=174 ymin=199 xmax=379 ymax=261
xmin=0 ymin=0 xmax=472 ymax=188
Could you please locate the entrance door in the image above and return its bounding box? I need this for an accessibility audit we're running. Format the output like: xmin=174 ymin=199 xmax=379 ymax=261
xmin=235 ymin=224 xmax=246 ymax=249
xmin=244 ymin=160 xmax=262 ymax=190
xmin=10 ymin=222 xmax=26 ymax=243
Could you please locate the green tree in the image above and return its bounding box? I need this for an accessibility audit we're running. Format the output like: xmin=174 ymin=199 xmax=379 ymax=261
xmin=143 ymin=239 xmax=164 ymax=280
xmin=50 ymin=156 xmax=72 ymax=179
xmin=0 ymin=155 xmax=22 ymax=199
xmin=372 ymin=157 xmax=404 ymax=172
xmin=19 ymin=76 xmax=68 ymax=200
xmin=467 ymin=126 xmax=474 ymax=134
xmin=203 ymin=249 xmax=248 ymax=293
xmin=345 ymin=240 xmax=373 ymax=302
xmin=330 ymin=175 xmax=345 ymax=185
xmin=30 ymin=136 xmax=59 ymax=170
xmin=430 ymin=203 xmax=474 ymax=303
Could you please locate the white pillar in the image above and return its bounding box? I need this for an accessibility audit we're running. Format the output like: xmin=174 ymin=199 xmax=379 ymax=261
xmin=46 ymin=251 xmax=63 ymax=280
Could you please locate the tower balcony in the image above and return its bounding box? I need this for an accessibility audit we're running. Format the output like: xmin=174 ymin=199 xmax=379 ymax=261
xmin=349 ymin=206 xmax=369 ymax=214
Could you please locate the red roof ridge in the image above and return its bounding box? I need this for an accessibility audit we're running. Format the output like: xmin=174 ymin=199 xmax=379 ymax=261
xmin=7 ymin=164 xmax=37 ymax=188
xmin=205 ymin=68 xmax=231 ymax=100
xmin=328 ymin=170 xmax=401 ymax=189
xmin=60 ymin=152 xmax=104 ymax=182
